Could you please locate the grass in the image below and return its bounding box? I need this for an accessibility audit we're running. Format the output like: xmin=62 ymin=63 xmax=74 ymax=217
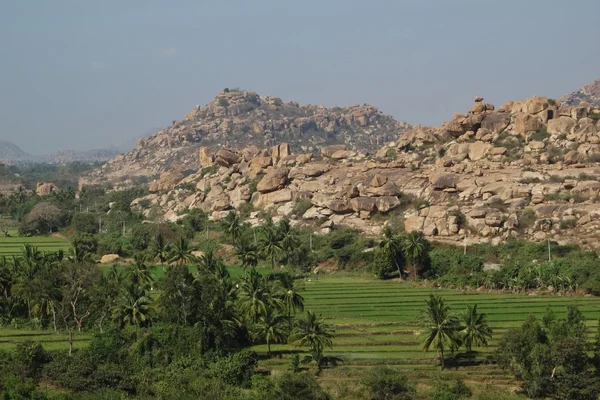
xmin=254 ymin=275 xmax=600 ymax=391
xmin=0 ymin=235 xmax=72 ymax=257
xmin=0 ymin=328 xmax=91 ymax=351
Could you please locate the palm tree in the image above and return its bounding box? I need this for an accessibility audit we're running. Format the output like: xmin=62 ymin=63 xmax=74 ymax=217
xmin=460 ymin=304 xmax=492 ymax=353
xmin=151 ymin=232 xmax=170 ymax=265
xmin=402 ymin=231 xmax=429 ymax=279
xmin=420 ymin=295 xmax=461 ymax=370
xmin=235 ymin=234 xmax=259 ymax=270
xmin=278 ymin=220 xmax=299 ymax=263
xmin=237 ymin=269 xmax=274 ymax=323
xmin=130 ymin=256 xmax=155 ymax=290
xmin=379 ymin=226 xmax=404 ymax=278
xmin=259 ymin=225 xmax=283 ymax=270
xmin=111 ymin=284 xmax=154 ymax=328
xmin=279 ymin=274 xmax=305 ymax=328
xmin=168 ymin=237 xmax=196 ymax=265
xmin=221 ymin=211 xmax=243 ymax=244
xmin=253 ymin=310 xmax=287 ymax=357
xmin=290 ymin=310 xmax=334 ymax=358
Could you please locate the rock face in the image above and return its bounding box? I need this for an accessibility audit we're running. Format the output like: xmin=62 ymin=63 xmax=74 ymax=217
xmin=89 ymin=81 xmax=600 ymax=250
xmin=561 ymin=78 xmax=600 ymax=107
xmin=85 ymin=89 xmax=411 ymax=187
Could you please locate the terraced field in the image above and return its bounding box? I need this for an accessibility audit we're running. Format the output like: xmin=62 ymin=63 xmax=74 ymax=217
xmin=0 ymin=235 xmax=71 ymax=257
xmin=0 ymin=328 xmax=91 ymax=351
xmin=256 ymin=276 xmax=600 ymax=391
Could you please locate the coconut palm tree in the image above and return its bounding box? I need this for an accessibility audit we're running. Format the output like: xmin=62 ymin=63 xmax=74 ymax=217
xmin=130 ymin=256 xmax=155 ymax=290
xmin=253 ymin=309 xmax=287 ymax=357
xmin=235 ymin=234 xmax=259 ymax=270
xmin=151 ymin=232 xmax=170 ymax=265
xmin=402 ymin=231 xmax=429 ymax=279
xmin=111 ymin=284 xmax=154 ymax=328
xmin=259 ymin=224 xmax=283 ymax=270
xmin=420 ymin=295 xmax=461 ymax=370
xmin=221 ymin=211 xmax=243 ymax=244
xmin=237 ymin=269 xmax=275 ymax=323
xmin=279 ymin=273 xmax=305 ymax=328
xmin=168 ymin=236 xmax=196 ymax=265
xmin=290 ymin=310 xmax=333 ymax=358
xmin=379 ymin=226 xmax=404 ymax=278
xmin=460 ymin=304 xmax=492 ymax=353
xmin=278 ymin=219 xmax=299 ymax=263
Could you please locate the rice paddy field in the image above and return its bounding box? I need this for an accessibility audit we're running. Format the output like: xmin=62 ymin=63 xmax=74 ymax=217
xmin=0 ymin=235 xmax=72 ymax=257
xmin=254 ymin=275 xmax=600 ymax=392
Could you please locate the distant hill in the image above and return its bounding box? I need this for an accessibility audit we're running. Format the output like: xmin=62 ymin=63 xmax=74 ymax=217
xmin=0 ymin=140 xmax=31 ymax=162
xmin=560 ymin=78 xmax=600 ymax=107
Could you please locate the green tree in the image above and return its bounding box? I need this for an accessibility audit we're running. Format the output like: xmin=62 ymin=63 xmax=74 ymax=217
xmin=150 ymin=232 xmax=170 ymax=265
xmin=253 ymin=309 xmax=287 ymax=357
xmin=259 ymin=223 xmax=283 ymax=270
xmin=278 ymin=219 xmax=299 ymax=263
xmin=169 ymin=236 xmax=196 ymax=265
xmin=402 ymin=231 xmax=429 ymax=279
xmin=420 ymin=295 xmax=461 ymax=370
xmin=238 ymin=269 xmax=277 ymax=323
xmin=111 ymin=283 xmax=154 ymax=328
xmin=379 ymin=226 xmax=404 ymax=278
xmin=290 ymin=311 xmax=334 ymax=372
xmin=460 ymin=304 xmax=492 ymax=353
xmin=360 ymin=366 xmax=415 ymax=400
xmin=235 ymin=233 xmax=259 ymax=270
xmin=279 ymin=273 xmax=305 ymax=328
xmin=221 ymin=210 xmax=243 ymax=244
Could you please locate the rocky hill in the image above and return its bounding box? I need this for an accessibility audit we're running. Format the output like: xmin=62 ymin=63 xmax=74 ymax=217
xmin=86 ymin=89 xmax=411 ymax=185
xmin=561 ymin=78 xmax=600 ymax=107
xmin=116 ymin=91 xmax=600 ymax=250
xmin=0 ymin=140 xmax=30 ymax=163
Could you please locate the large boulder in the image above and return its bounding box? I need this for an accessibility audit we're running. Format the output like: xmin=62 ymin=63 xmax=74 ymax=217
xmin=468 ymin=141 xmax=492 ymax=161
xmin=149 ymin=171 xmax=184 ymax=193
xmin=36 ymin=182 xmax=58 ymax=196
xmin=481 ymin=112 xmax=511 ymax=134
xmin=215 ymin=149 xmax=240 ymax=167
xmin=429 ymin=173 xmax=459 ymax=190
xmin=514 ymin=114 xmax=543 ymax=135
xmin=350 ymin=197 xmax=376 ymax=213
xmin=271 ymin=143 xmax=290 ymax=165
xmin=100 ymin=254 xmax=120 ymax=264
xmin=404 ymin=216 xmax=425 ymax=232
xmin=321 ymin=145 xmax=347 ymax=158
xmin=257 ymin=168 xmax=288 ymax=193
xmin=199 ymin=147 xmax=214 ymax=166
xmin=376 ymin=196 xmax=401 ymax=213
xmin=547 ymin=116 xmax=576 ymax=135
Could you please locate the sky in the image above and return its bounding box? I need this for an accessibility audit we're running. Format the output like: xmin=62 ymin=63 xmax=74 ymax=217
xmin=0 ymin=0 xmax=599 ymax=155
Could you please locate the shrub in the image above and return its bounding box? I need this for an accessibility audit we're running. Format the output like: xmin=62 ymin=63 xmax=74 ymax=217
xmin=208 ymin=350 xmax=258 ymax=388
xmin=71 ymin=212 xmax=99 ymax=234
xmin=430 ymin=379 xmax=473 ymax=400
xmin=530 ymin=127 xmax=549 ymax=142
xmin=293 ymin=199 xmax=313 ymax=217
xmin=201 ymin=165 xmax=219 ymax=178
xmin=360 ymin=366 xmax=415 ymax=400
xmin=72 ymin=233 xmax=99 ymax=255
xmin=274 ymin=372 xmax=331 ymax=400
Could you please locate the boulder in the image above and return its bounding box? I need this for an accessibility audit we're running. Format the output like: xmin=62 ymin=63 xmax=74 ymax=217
xmin=149 ymin=171 xmax=184 ymax=193
xmin=271 ymin=143 xmax=290 ymax=165
xmin=525 ymin=97 xmax=549 ymax=114
xmin=211 ymin=193 xmax=231 ymax=211
xmin=249 ymin=156 xmax=272 ymax=170
xmin=199 ymin=147 xmax=214 ymax=166
xmin=257 ymin=168 xmax=288 ymax=193
xmin=327 ymin=198 xmax=353 ymax=214
xmin=514 ymin=114 xmax=543 ymax=135
xmin=100 ymin=254 xmax=120 ymax=264
xmin=429 ymin=173 xmax=459 ymax=190
xmin=321 ymin=145 xmax=347 ymax=158
xmin=350 ymin=197 xmax=376 ymax=213
xmin=528 ymin=140 xmax=545 ymax=150
xmin=468 ymin=141 xmax=492 ymax=161
xmin=404 ymin=216 xmax=425 ymax=232
xmin=36 ymin=182 xmax=58 ymax=196
xmin=331 ymin=150 xmax=357 ymax=160
xmin=547 ymin=116 xmax=576 ymax=135
xmin=489 ymin=147 xmax=507 ymax=156
xmin=215 ymin=149 xmax=240 ymax=167
xmin=376 ymin=196 xmax=401 ymax=213
xmin=481 ymin=112 xmax=510 ymax=134
xmin=256 ymin=189 xmax=293 ymax=206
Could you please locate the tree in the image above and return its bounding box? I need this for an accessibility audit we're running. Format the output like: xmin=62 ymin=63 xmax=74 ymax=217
xmin=460 ymin=304 xmax=492 ymax=353
xmin=111 ymin=283 xmax=154 ymax=328
xmin=235 ymin=233 xmax=259 ymax=270
xmin=237 ymin=269 xmax=276 ymax=323
xmin=360 ymin=366 xmax=415 ymax=400
xmin=420 ymin=295 xmax=461 ymax=370
xmin=150 ymin=232 xmax=170 ymax=265
xmin=279 ymin=273 xmax=305 ymax=328
xmin=168 ymin=236 xmax=196 ymax=265
xmin=379 ymin=226 xmax=404 ymax=278
xmin=402 ymin=231 xmax=429 ymax=279
xmin=290 ymin=311 xmax=334 ymax=372
xmin=278 ymin=219 xmax=299 ymax=263
xmin=253 ymin=309 xmax=287 ymax=357
xmin=57 ymin=263 xmax=102 ymax=355
xmin=71 ymin=212 xmax=98 ymax=234
xmin=259 ymin=223 xmax=283 ymax=270
xmin=221 ymin=210 xmax=243 ymax=244
xmin=21 ymin=202 xmax=62 ymax=234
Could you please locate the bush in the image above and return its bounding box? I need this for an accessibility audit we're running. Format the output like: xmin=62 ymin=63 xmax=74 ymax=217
xmin=130 ymin=224 xmax=152 ymax=251
xmin=208 ymin=350 xmax=258 ymax=388
xmin=292 ymin=199 xmax=313 ymax=217
xmin=360 ymin=366 xmax=415 ymax=400
xmin=97 ymin=233 xmax=127 ymax=256
xmin=430 ymin=379 xmax=473 ymax=399
xmin=71 ymin=213 xmax=99 ymax=234
xmin=274 ymin=372 xmax=331 ymax=400
xmin=72 ymin=233 xmax=99 ymax=255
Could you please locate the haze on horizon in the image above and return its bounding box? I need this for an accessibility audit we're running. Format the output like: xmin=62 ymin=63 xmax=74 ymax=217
xmin=1 ymin=0 xmax=598 ymax=155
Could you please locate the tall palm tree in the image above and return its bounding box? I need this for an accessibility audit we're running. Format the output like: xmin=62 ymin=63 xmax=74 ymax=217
xmin=402 ymin=231 xmax=429 ymax=279
xmin=151 ymin=232 xmax=170 ymax=265
xmin=259 ymin=225 xmax=283 ymax=270
xmin=111 ymin=284 xmax=154 ymax=328
xmin=420 ymin=295 xmax=461 ymax=370
xmin=221 ymin=211 xmax=243 ymax=244
xmin=290 ymin=310 xmax=334 ymax=357
xmin=253 ymin=309 xmax=287 ymax=357
xmin=168 ymin=237 xmax=196 ymax=265
xmin=278 ymin=220 xmax=299 ymax=263
xmin=279 ymin=274 xmax=305 ymax=328
xmin=237 ymin=269 xmax=274 ymax=323
xmin=460 ymin=304 xmax=492 ymax=353
xmin=379 ymin=226 xmax=404 ymax=278
xmin=130 ymin=256 xmax=155 ymax=290
xmin=235 ymin=234 xmax=259 ymax=270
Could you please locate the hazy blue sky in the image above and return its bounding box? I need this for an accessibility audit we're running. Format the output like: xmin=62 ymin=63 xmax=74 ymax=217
xmin=1 ymin=0 xmax=598 ymax=154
